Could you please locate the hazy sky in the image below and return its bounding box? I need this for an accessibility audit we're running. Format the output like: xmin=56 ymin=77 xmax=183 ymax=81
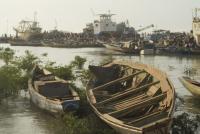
xmin=0 ymin=0 xmax=200 ymax=35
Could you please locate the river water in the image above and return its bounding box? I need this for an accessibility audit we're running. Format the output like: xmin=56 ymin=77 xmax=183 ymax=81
xmin=0 ymin=43 xmax=200 ymax=133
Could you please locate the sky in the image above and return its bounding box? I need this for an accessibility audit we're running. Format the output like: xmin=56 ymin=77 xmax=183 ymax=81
xmin=0 ymin=0 xmax=200 ymax=35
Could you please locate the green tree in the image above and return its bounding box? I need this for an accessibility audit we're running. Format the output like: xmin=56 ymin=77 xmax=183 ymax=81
xmin=15 ymin=50 xmax=40 ymax=73
xmin=0 ymin=47 xmax=14 ymax=65
xmin=0 ymin=65 xmax=22 ymax=96
xmin=71 ymin=56 xmax=86 ymax=69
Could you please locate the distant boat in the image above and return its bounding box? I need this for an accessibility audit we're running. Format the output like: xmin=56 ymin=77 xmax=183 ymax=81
xmin=140 ymin=41 xmax=155 ymax=55
xmin=179 ymin=76 xmax=200 ymax=97
xmin=13 ymin=17 xmax=42 ymax=41
xmin=140 ymin=49 xmax=154 ymax=55
xmin=9 ymin=40 xmax=42 ymax=46
xmin=28 ymin=66 xmax=80 ymax=114
xmin=103 ymin=41 xmax=140 ymax=54
xmin=86 ymin=60 xmax=175 ymax=134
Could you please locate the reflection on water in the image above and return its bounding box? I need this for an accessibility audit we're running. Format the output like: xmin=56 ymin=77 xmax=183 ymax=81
xmin=0 ymin=95 xmax=66 ymax=134
xmin=183 ymin=95 xmax=200 ymax=114
xmin=0 ymin=43 xmax=200 ymax=133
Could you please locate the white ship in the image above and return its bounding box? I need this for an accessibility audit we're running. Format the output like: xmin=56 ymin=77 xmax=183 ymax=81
xmin=93 ymin=11 xmax=117 ymax=34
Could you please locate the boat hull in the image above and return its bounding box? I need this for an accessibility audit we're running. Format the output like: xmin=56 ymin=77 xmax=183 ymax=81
xmin=180 ymin=77 xmax=200 ymax=97
xmin=87 ymin=95 xmax=172 ymax=134
xmin=28 ymin=79 xmax=79 ymax=114
xmin=103 ymin=44 xmax=139 ymax=54
xmin=9 ymin=40 xmax=42 ymax=46
xmin=140 ymin=49 xmax=155 ymax=55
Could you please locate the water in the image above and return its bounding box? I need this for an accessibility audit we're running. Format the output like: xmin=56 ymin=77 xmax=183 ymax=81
xmin=0 ymin=94 xmax=66 ymax=134
xmin=0 ymin=43 xmax=200 ymax=133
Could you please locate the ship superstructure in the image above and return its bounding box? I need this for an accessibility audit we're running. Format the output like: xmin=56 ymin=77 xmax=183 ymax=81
xmin=93 ymin=11 xmax=117 ymax=34
xmin=13 ymin=13 xmax=42 ymax=41
xmin=192 ymin=8 xmax=200 ymax=45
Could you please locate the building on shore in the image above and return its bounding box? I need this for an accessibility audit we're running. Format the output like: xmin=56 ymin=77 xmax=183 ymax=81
xmin=192 ymin=8 xmax=200 ymax=45
xmin=93 ymin=11 xmax=117 ymax=35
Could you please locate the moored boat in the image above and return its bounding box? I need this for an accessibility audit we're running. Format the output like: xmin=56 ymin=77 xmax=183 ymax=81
xmin=103 ymin=41 xmax=140 ymax=54
xmin=179 ymin=76 xmax=200 ymax=97
xmin=86 ymin=60 xmax=175 ymax=134
xmin=9 ymin=40 xmax=42 ymax=46
xmin=140 ymin=49 xmax=154 ymax=55
xmin=140 ymin=41 xmax=155 ymax=55
xmin=28 ymin=66 xmax=80 ymax=114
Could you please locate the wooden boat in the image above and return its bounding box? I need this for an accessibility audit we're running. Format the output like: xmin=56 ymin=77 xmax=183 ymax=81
xmin=140 ymin=49 xmax=155 ymax=55
xmin=28 ymin=66 xmax=80 ymax=114
xmin=9 ymin=40 xmax=42 ymax=46
xmin=103 ymin=41 xmax=140 ymax=54
xmin=179 ymin=76 xmax=200 ymax=97
xmin=86 ymin=60 xmax=175 ymax=134
xmin=140 ymin=42 xmax=155 ymax=55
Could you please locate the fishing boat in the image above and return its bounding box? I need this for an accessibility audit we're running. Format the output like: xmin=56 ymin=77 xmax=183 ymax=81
xmin=140 ymin=40 xmax=155 ymax=55
xmin=103 ymin=41 xmax=140 ymax=54
xmin=179 ymin=76 xmax=200 ymax=97
xmin=11 ymin=13 xmax=43 ymax=46
xmin=9 ymin=40 xmax=42 ymax=46
xmin=86 ymin=60 xmax=175 ymax=134
xmin=28 ymin=66 xmax=80 ymax=114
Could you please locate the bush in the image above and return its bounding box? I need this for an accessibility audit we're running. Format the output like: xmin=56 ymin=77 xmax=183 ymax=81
xmin=0 ymin=65 xmax=22 ymax=96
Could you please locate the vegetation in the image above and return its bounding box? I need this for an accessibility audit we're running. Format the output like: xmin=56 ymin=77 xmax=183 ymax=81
xmin=0 ymin=47 xmax=14 ymax=65
xmin=172 ymin=112 xmax=200 ymax=134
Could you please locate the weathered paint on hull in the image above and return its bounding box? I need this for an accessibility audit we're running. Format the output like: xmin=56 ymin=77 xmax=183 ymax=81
xmin=28 ymin=80 xmax=79 ymax=114
xmin=9 ymin=41 xmax=42 ymax=46
xmin=103 ymin=44 xmax=139 ymax=54
xmin=87 ymin=94 xmax=172 ymax=134
xmin=140 ymin=49 xmax=154 ymax=55
xmin=180 ymin=77 xmax=200 ymax=97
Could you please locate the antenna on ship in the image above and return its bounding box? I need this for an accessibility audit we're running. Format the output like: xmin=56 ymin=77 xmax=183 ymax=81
xmin=126 ymin=19 xmax=130 ymax=28
xmin=195 ymin=8 xmax=200 ymax=18
xmin=90 ymin=8 xmax=98 ymax=17
xmin=54 ymin=19 xmax=58 ymax=30
xmin=6 ymin=19 xmax=8 ymax=35
xmin=34 ymin=11 xmax=37 ymax=22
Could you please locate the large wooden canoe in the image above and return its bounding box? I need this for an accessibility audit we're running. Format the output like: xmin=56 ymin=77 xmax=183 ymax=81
xmin=86 ymin=60 xmax=175 ymax=134
xmin=28 ymin=66 xmax=80 ymax=114
xmin=179 ymin=76 xmax=200 ymax=97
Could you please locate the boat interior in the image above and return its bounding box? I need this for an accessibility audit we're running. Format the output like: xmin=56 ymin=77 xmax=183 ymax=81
xmin=32 ymin=66 xmax=74 ymax=100
xmin=88 ymin=63 xmax=172 ymax=129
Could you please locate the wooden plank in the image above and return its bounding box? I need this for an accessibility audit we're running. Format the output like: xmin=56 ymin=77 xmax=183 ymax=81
xmin=135 ymin=74 xmax=151 ymax=88
xmin=114 ymin=93 xmax=146 ymax=107
xmin=108 ymin=93 xmax=166 ymax=117
xmin=121 ymin=66 xmax=131 ymax=72
xmin=92 ymin=70 xmax=145 ymax=91
xmin=142 ymin=118 xmax=171 ymax=132
xmin=114 ymin=94 xmax=148 ymax=110
xmin=127 ymin=110 xmax=166 ymax=124
xmin=96 ymin=106 xmax=115 ymax=111
xmin=111 ymin=81 xmax=159 ymax=97
xmin=96 ymin=81 xmax=160 ymax=106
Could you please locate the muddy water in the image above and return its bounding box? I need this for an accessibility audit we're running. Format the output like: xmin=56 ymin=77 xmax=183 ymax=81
xmin=0 ymin=93 xmax=66 ymax=134
xmin=0 ymin=43 xmax=200 ymax=133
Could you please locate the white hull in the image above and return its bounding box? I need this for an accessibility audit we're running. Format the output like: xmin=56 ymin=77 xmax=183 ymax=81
xmin=140 ymin=49 xmax=154 ymax=55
